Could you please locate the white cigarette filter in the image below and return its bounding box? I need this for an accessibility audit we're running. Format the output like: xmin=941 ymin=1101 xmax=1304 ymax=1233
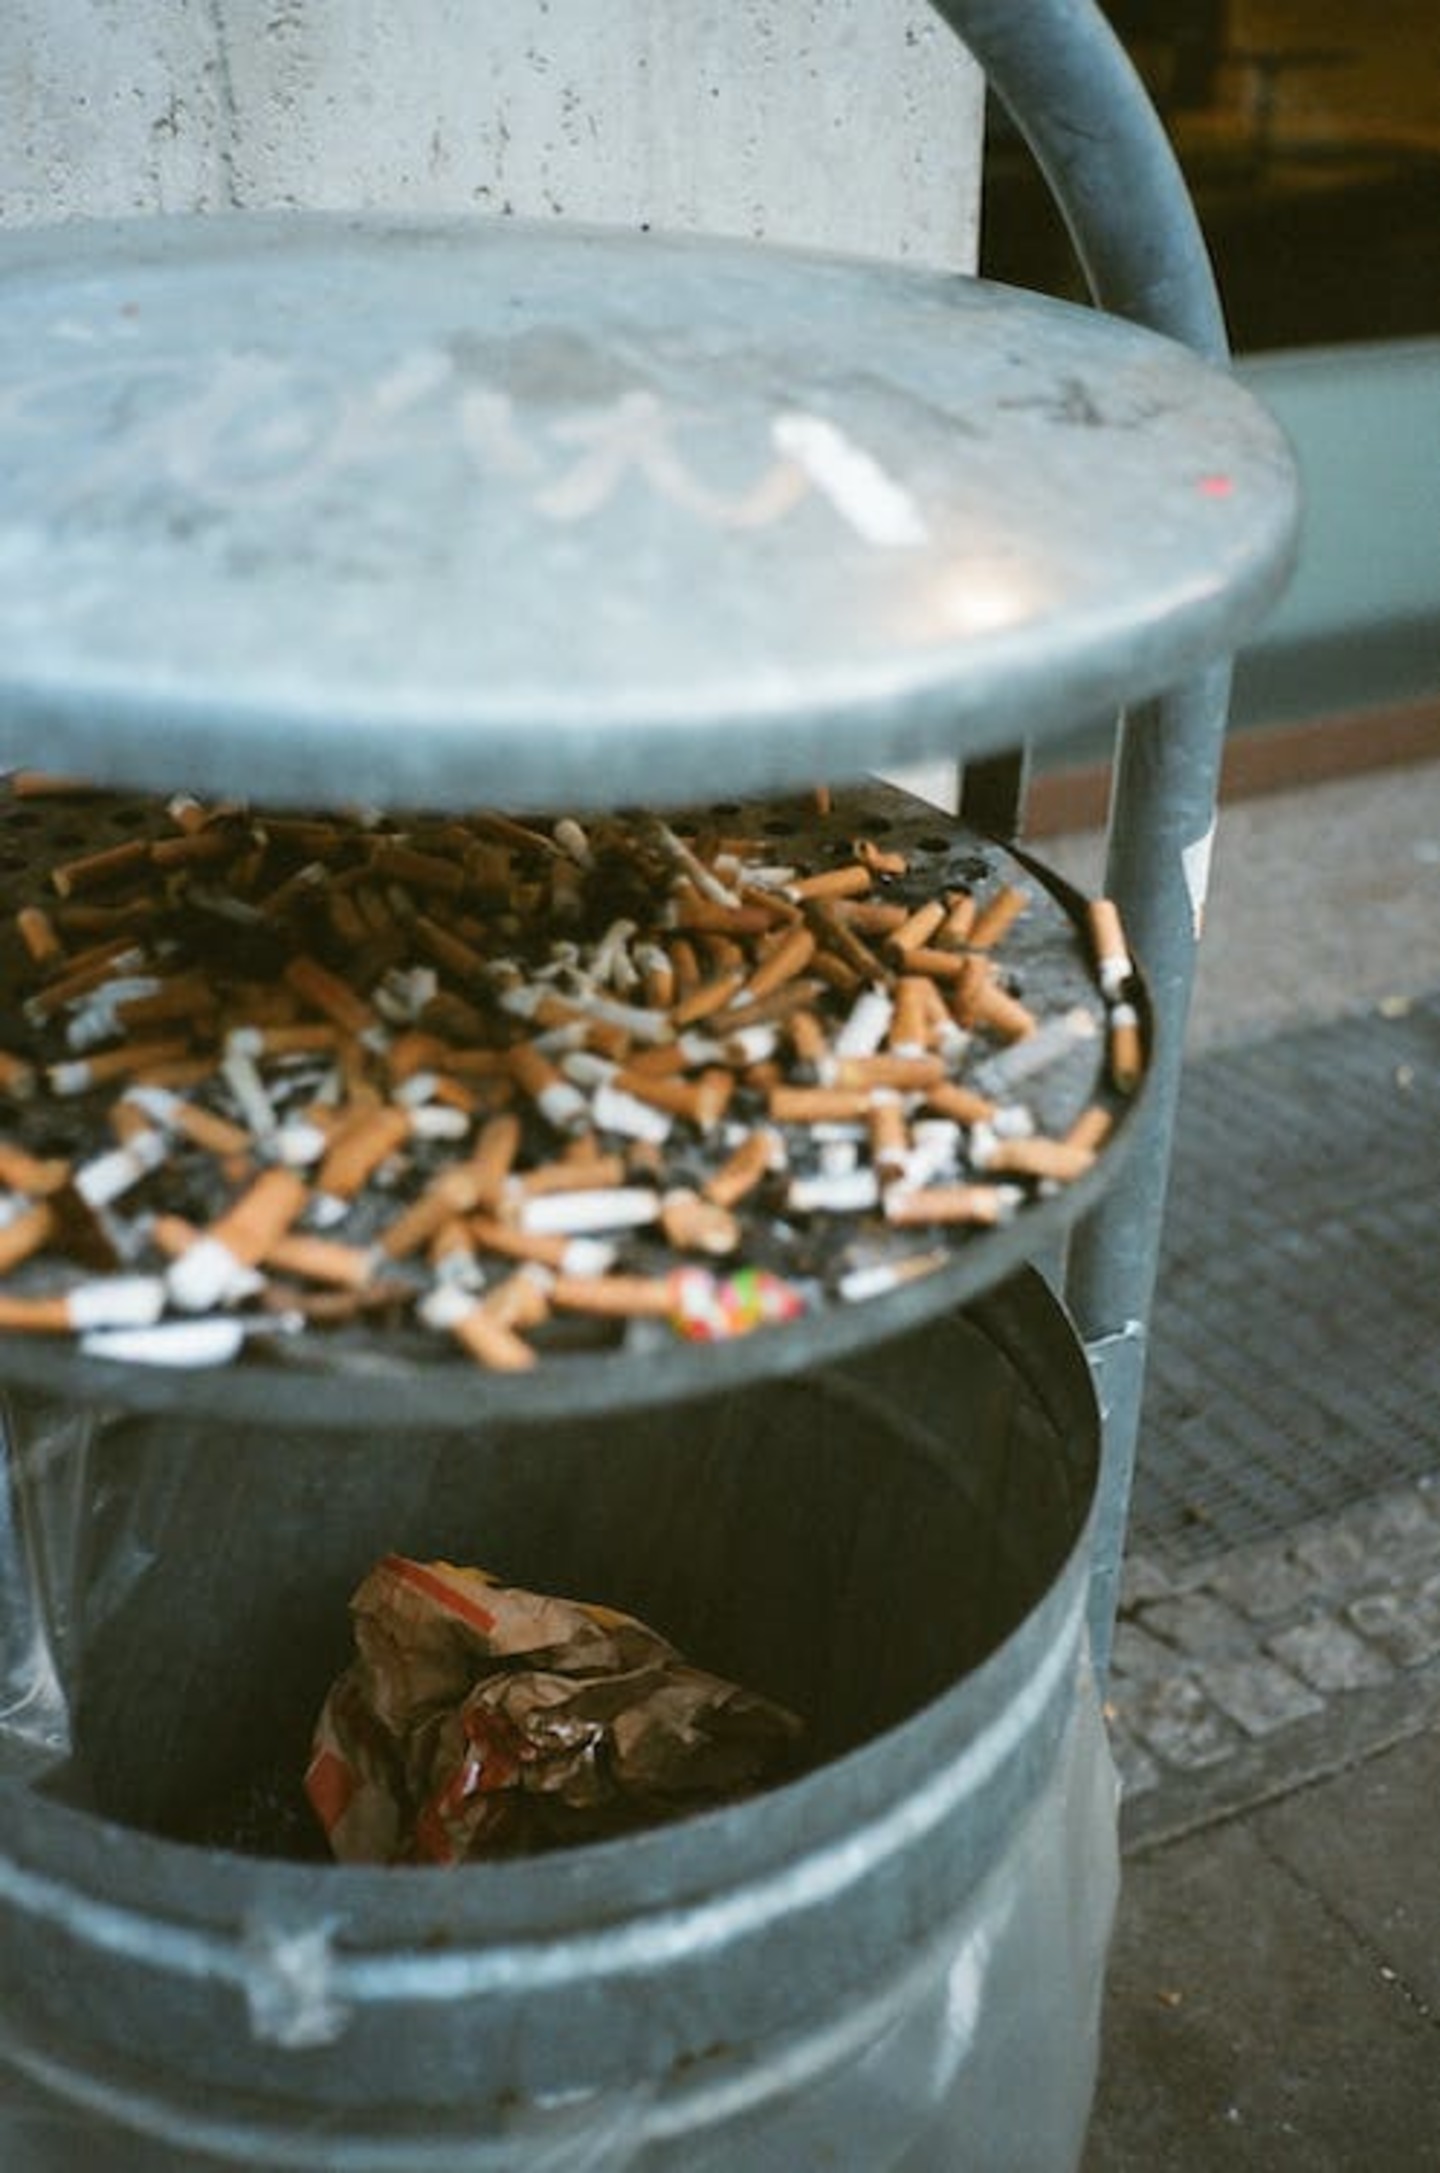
xmin=80 ymin=1317 xmax=248 ymax=1367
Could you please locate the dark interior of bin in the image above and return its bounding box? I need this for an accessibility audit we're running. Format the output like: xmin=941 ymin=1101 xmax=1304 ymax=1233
xmin=27 ymin=1284 xmax=1095 ymax=1858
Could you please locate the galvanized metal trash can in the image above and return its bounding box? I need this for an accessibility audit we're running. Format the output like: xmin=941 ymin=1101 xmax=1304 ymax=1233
xmin=0 ymin=1272 xmax=1111 ymax=2171
xmin=0 ymin=1 xmax=1302 ymax=2166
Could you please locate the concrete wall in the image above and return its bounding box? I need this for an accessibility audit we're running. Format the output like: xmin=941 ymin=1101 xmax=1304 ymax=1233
xmin=0 ymin=2 xmax=983 ymax=266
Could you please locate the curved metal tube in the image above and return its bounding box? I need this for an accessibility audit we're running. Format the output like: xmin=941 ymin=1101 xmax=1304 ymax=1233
xmin=927 ymin=0 xmax=1244 ymax=1668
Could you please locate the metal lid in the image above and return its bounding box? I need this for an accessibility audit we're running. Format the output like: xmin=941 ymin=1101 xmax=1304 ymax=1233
xmin=0 ymin=214 xmax=1298 ymax=809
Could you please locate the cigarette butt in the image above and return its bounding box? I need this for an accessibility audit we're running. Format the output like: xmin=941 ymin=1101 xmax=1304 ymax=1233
xmin=868 ymin=1093 xmax=911 ymax=1179
xmin=852 ymin=836 xmax=909 ymax=878
xmin=115 ymin=973 xmax=218 ymax=1032
xmin=937 ymin=892 xmax=978 ymax=947
xmin=46 ymin=1037 xmax=194 ymax=1096
xmin=768 ymin=1084 xmax=873 ymax=1124
xmin=50 ymin=838 xmax=151 ymax=897
xmin=548 ymin=1273 xmax=676 ymax=1320
xmin=508 ymin=1041 xmax=591 ymax=1133
xmin=671 ymin=969 xmax=746 ymax=1028
xmin=660 ymin=1188 xmax=742 ymax=1255
xmin=0 ymin=1200 xmax=56 ymax=1274
xmin=703 ymin=1127 xmax=784 ymax=1209
xmin=25 ymin=939 xmax=146 ymax=1020
xmin=316 ymin=1104 xmax=411 ymax=1201
xmin=953 ymin=958 xmax=1036 ymax=1042
xmin=888 ymin=976 xmax=934 ymax=1051
xmin=668 ymin=937 xmax=702 ymax=1002
xmin=923 ymin=1081 xmax=998 ymax=1126
xmin=829 ymin=1053 xmax=946 ymax=1092
xmin=968 ymin=884 xmax=1029 ymax=950
xmin=0 ymin=1276 xmax=166 ymax=1335
xmin=378 ymin=1111 xmax=521 ymax=1258
xmin=1065 ymin=1104 xmax=1116 ymax=1154
xmin=283 ymin=955 xmax=380 ymax=1040
xmin=672 ymin=894 xmax=776 ymax=938
xmin=466 ymin=1215 xmax=603 ymax=1274
xmin=0 ymin=1050 xmax=37 ymax=1100
xmin=786 ymin=863 xmax=872 ymax=903
xmin=613 ymin=1067 xmax=734 ymax=1129
xmin=263 ymin=1232 xmax=376 ymax=1288
xmin=973 ymin=1136 xmax=1096 ymax=1183
xmin=420 ymin=1284 xmax=537 ymax=1370
xmin=803 ymin=899 xmax=892 ymax=986
xmin=787 ymin=1009 xmax=830 ymax=1070
xmin=210 ymin=1167 xmax=310 ymax=1267
xmin=1109 ymin=1003 xmax=1144 ymax=1093
xmin=787 ymin=1167 xmax=881 ymax=1215
xmin=883 ymin=1183 xmax=1008 ymax=1228
xmin=697 ymin=931 xmax=746 ymax=977
xmin=368 ymin=842 xmax=467 ymax=897
xmin=736 ymin=925 xmax=816 ymax=1004
xmin=1087 ymin=898 xmax=1134 ymax=998
xmin=16 ymin=906 xmax=63 ymax=968
xmin=121 ymin=1086 xmax=255 ymax=1161
xmin=831 ymin=900 xmax=909 ymax=935
xmin=886 ymin=899 xmax=947 ymax=958
xmin=0 ymin=1144 xmax=71 ymax=1195
xmin=894 ymin=945 xmax=966 ymax=983
xmin=148 ymin=828 xmax=239 ymax=871
xmin=516 ymin=1153 xmax=628 ymax=1198
xmin=6 ymin=772 xmax=102 ymax=799
xmin=411 ymin=913 xmax=491 ymax=983
xmin=516 ymin=1187 xmax=661 ymax=1238
xmin=481 ymin=1267 xmax=553 ymax=1333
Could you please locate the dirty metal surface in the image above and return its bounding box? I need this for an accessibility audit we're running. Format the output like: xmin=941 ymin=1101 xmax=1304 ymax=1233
xmin=1133 ymin=992 xmax=1440 ymax=1559
xmin=0 ymin=214 xmax=1297 ymax=810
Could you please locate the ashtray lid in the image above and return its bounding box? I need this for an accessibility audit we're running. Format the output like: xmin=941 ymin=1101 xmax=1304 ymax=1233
xmin=0 ymin=213 xmax=1298 ymax=808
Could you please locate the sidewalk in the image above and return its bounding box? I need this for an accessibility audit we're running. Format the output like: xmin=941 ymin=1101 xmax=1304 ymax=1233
xmin=1041 ymin=754 xmax=1440 ymax=2170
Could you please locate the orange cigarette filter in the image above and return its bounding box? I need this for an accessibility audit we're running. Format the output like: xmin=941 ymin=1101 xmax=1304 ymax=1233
xmin=702 ymin=1128 xmax=780 ymax=1210
xmin=1109 ymin=1007 xmax=1145 ymax=1093
xmin=787 ymin=1009 xmax=830 ymax=1069
xmin=0 ymin=1050 xmax=37 ymax=1100
xmin=868 ymin=1095 xmax=911 ymax=1178
xmin=884 ymin=1183 xmax=1006 ymax=1228
xmin=852 ymin=836 xmax=909 ymax=878
xmin=317 ymin=1104 xmax=411 ymax=1200
xmin=614 ymin=1067 xmax=734 ymax=1129
xmin=50 ymin=838 xmax=151 ymax=897
xmin=786 ymin=863 xmax=872 ymax=903
xmin=207 ymin=1167 xmax=310 ymax=1265
xmin=0 ymin=1201 xmax=57 ymax=1275
xmin=967 ymin=884 xmax=1029 ymax=950
xmin=830 ymin=1053 xmax=946 ymax=1092
xmin=465 ymin=1215 xmax=574 ymax=1270
xmin=936 ymin=892 xmax=978 ymax=947
xmin=0 ymin=1291 xmax=73 ymax=1333
xmin=548 ymin=1272 xmax=676 ymax=1320
xmin=886 ymin=899 xmax=946 ymax=958
xmin=739 ymin=925 xmax=817 ymax=1004
xmin=449 ymin=1303 xmax=537 ymax=1372
xmin=516 ymin=1153 xmax=628 ymax=1198
xmin=263 ymin=1232 xmax=376 ymax=1289
xmin=670 ymin=969 xmax=746 ymax=1028
xmin=767 ymin=1084 xmax=872 ymax=1124
xmin=1065 ymin=1104 xmax=1116 ymax=1154
xmin=980 ymin=1137 xmax=1096 ymax=1184
xmin=924 ymin=1081 xmax=998 ymax=1127
xmin=16 ymin=906 xmax=63 ymax=968
xmin=888 ymin=976 xmax=935 ymax=1051
xmin=660 ymin=1189 xmax=742 ymax=1255
xmin=283 ymin=955 xmax=380 ymax=1039
xmin=0 ymin=1143 xmax=71 ymax=1195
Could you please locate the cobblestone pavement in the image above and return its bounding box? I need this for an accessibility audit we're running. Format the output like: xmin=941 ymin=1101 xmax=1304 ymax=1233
xmin=1109 ymin=1473 xmax=1440 ymax=1848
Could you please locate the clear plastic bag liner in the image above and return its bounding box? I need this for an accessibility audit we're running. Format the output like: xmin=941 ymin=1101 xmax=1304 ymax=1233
xmin=0 ymin=1669 xmax=1117 ymax=2172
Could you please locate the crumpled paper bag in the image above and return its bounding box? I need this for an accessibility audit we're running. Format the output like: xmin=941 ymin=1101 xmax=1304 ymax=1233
xmin=306 ymin=1554 xmax=805 ymax=1863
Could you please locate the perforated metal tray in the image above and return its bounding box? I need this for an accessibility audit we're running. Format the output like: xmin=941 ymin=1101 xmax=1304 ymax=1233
xmin=0 ymin=777 xmax=1147 ymax=1427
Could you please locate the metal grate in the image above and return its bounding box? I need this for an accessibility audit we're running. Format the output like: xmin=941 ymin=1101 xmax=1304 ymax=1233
xmin=1131 ymin=990 xmax=1440 ymax=1560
